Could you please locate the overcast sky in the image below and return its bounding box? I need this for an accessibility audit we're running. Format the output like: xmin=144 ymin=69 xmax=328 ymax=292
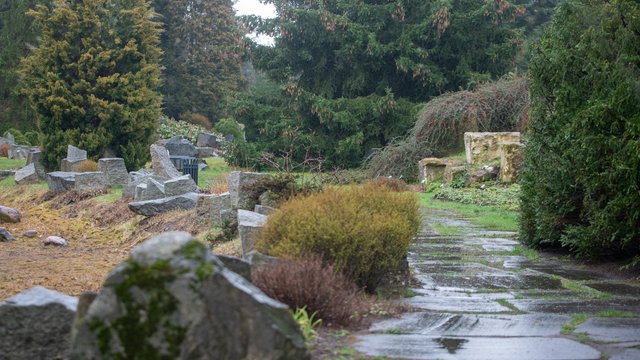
xmin=234 ymin=0 xmax=277 ymax=45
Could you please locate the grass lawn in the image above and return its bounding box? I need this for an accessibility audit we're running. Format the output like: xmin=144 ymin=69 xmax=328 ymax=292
xmin=0 ymin=158 xmax=26 ymax=170
xmin=418 ymin=192 xmax=519 ymax=232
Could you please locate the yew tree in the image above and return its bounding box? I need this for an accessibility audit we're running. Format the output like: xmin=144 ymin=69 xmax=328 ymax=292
xmin=21 ymin=0 xmax=162 ymax=170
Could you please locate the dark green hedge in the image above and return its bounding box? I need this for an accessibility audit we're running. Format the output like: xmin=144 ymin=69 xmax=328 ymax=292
xmin=521 ymin=0 xmax=640 ymax=260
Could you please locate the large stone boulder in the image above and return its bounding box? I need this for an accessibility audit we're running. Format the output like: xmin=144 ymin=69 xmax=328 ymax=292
xmin=75 ymin=172 xmax=108 ymax=192
xmin=238 ymin=210 xmax=268 ymax=256
xmin=150 ymin=144 xmax=181 ymax=179
xmin=464 ymin=132 xmax=520 ymax=165
xmin=418 ymin=158 xmax=448 ymax=184
xmin=69 ymin=232 xmax=309 ymax=360
xmin=229 ymin=171 xmax=271 ymax=210
xmin=97 ymin=158 xmax=129 ymax=186
xmin=196 ymin=132 xmax=221 ymax=148
xmin=0 ymin=286 xmax=78 ymax=360
xmin=47 ymin=172 xmax=77 ymax=192
xmin=164 ymin=136 xmax=198 ymax=158
xmin=0 ymin=205 xmax=21 ymax=223
xmin=500 ymin=142 xmax=525 ymax=184
xmin=164 ymin=174 xmax=198 ymax=197
xmin=217 ymin=254 xmax=252 ymax=281
xmin=14 ymin=163 xmax=39 ymax=185
xmin=128 ymin=192 xmax=199 ymax=216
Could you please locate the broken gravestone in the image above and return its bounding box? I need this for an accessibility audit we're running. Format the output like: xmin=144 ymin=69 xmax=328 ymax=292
xmin=228 ymin=171 xmax=270 ymax=210
xmin=128 ymin=192 xmax=199 ymax=216
xmin=238 ymin=209 xmax=268 ymax=257
xmin=150 ymin=144 xmax=181 ymax=179
xmin=0 ymin=286 xmax=78 ymax=360
xmin=61 ymin=145 xmax=88 ymax=172
xmin=68 ymin=232 xmax=309 ymax=360
xmin=14 ymin=163 xmax=39 ymax=185
xmin=97 ymin=158 xmax=129 ymax=186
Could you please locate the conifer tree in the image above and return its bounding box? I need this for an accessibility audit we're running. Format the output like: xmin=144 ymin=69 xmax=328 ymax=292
xmin=20 ymin=0 xmax=162 ymax=170
xmin=154 ymin=0 xmax=245 ymax=121
xmin=0 ymin=0 xmax=45 ymax=134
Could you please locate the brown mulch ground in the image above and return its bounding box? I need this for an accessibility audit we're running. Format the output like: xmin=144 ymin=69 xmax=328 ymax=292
xmin=0 ymin=185 xmax=210 ymax=300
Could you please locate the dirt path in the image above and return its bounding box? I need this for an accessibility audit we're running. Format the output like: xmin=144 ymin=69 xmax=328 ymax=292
xmin=354 ymin=209 xmax=640 ymax=360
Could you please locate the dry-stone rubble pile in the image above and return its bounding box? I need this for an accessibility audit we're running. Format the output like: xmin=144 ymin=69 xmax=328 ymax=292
xmin=418 ymin=131 xmax=524 ymax=186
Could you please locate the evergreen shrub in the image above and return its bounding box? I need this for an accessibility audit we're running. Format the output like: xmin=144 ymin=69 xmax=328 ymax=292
xmin=214 ymin=118 xmax=244 ymax=140
xmin=256 ymin=183 xmax=420 ymax=291
xmin=521 ymin=0 xmax=640 ymax=260
xmin=252 ymin=255 xmax=363 ymax=326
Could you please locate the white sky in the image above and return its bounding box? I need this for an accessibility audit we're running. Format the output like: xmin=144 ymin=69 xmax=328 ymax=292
xmin=234 ymin=0 xmax=277 ymax=45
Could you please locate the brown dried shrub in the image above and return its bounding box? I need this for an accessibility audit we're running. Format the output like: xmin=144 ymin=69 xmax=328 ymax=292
xmin=76 ymin=160 xmax=98 ymax=172
xmin=365 ymin=177 xmax=409 ymax=192
xmin=180 ymin=111 xmax=213 ymax=130
xmin=252 ymin=255 xmax=365 ymax=326
xmin=0 ymin=144 xmax=9 ymax=157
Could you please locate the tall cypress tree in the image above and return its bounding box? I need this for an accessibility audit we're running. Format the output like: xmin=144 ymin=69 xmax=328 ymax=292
xmin=154 ymin=0 xmax=245 ymax=122
xmin=20 ymin=0 xmax=163 ymax=170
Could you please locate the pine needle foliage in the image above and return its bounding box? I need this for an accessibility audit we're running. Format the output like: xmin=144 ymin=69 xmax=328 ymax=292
xmin=20 ymin=0 xmax=162 ymax=170
xmin=369 ymin=77 xmax=529 ymax=180
xmin=521 ymin=0 xmax=640 ymax=260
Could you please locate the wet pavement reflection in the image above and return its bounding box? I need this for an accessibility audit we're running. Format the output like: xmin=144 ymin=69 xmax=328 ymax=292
xmin=355 ymin=209 xmax=640 ymax=359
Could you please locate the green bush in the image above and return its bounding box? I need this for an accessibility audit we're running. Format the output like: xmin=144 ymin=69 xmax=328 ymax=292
xmin=256 ymin=183 xmax=421 ymax=291
xmin=20 ymin=1 xmax=162 ymax=171
xmin=521 ymin=0 xmax=640 ymax=260
xmin=222 ymin=140 xmax=261 ymax=169
xmin=214 ymin=118 xmax=244 ymax=141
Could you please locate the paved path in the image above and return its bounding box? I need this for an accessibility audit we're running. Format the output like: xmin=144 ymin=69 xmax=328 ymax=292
xmin=355 ymin=209 xmax=640 ymax=360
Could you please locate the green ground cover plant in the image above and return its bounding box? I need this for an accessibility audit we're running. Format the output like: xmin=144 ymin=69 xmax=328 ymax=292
xmin=0 ymin=158 xmax=26 ymax=171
